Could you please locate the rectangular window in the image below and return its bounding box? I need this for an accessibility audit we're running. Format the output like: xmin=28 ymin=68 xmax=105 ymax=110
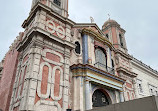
xmin=155 ymin=91 xmax=158 ymax=96
xmin=150 ymin=88 xmax=154 ymax=96
xmin=148 ymin=84 xmax=157 ymax=96
xmin=137 ymin=79 xmax=143 ymax=94
xmin=119 ymin=34 xmax=124 ymax=47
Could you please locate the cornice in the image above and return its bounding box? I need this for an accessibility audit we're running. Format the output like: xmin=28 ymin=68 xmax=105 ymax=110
xmin=131 ymin=57 xmax=158 ymax=77
xmin=115 ymin=49 xmax=132 ymax=60
xmin=74 ymin=23 xmax=105 ymax=36
xmin=116 ymin=67 xmax=138 ymax=78
xmin=17 ymin=26 xmax=75 ymax=52
xmin=82 ymin=28 xmax=115 ymax=50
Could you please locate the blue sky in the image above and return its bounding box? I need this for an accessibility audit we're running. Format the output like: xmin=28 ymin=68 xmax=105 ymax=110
xmin=0 ymin=0 xmax=158 ymax=70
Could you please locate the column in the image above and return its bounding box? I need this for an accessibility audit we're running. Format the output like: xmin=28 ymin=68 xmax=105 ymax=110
xmin=120 ymin=91 xmax=124 ymax=102
xmin=85 ymin=80 xmax=91 ymax=110
xmin=89 ymin=82 xmax=93 ymax=109
xmin=82 ymin=34 xmax=88 ymax=64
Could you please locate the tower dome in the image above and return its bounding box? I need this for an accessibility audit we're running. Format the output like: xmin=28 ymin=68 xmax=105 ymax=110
xmin=102 ymin=19 xmax=120 ymax=29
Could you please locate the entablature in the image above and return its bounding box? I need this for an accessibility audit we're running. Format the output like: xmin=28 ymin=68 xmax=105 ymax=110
xmin=70 ymin=64 xmax=125 ymax=91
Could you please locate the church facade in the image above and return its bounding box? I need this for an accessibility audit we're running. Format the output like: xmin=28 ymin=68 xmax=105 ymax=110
xmin=0 ymin=0 xmax=158 ymax=111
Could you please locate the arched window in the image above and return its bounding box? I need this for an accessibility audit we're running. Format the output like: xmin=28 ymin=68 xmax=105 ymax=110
xmin=75 ymin=41 xmax=81 ymax=55
xmin=106 ymin=34 xmax=109 ymax=39
xmin=111 ymin=59 xmax=114 ymax=68
xmin=54 ymin=0 xmax=61 ymax=6
xmin=119 ymin=34 xmax=124 ymax=47
xmin=95 ymin=48 xmax=107 ymax=67
xmin=92 ymin=89 xmax=109 ymax=107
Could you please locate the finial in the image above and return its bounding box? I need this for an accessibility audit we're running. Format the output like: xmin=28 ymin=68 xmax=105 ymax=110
xmin=90 ymin=16 xmax=94 ymax=23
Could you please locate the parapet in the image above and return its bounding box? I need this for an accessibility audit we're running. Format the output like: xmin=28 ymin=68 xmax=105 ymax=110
xmin=8 ymin=32 xmax=24 ymax=52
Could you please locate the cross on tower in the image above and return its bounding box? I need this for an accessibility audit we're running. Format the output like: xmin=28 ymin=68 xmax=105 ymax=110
xmin=108 ymin=14 xmax=110 ymax=20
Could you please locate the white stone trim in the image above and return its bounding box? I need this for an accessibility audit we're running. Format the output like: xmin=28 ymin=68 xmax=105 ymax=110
xmin=37 ymin=62 xmax=52 ymax=99
xmin=42 ymin=49 xmax=64 ymax=66
xmin=46 ymin=20 xmax=56 ymax=34
xmin=46 ymin=19 xmax=66 ymax=39
xmin=35 ymin=100 xmax=62 ymax=111
xmin=56 ymin=25 xmax=65 ymax=39
xmin=51 ymin=66 xmax=63 ymax=101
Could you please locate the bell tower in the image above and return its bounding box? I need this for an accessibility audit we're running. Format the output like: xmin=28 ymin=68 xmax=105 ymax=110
xmin=102 ymin=19 xmax=128 ymax=54
xmin=31 ymin=0 xmax=69 ymax=17
xmin=102 ymin=19 xmax=137 ymax=101
xmin=9 ymin=0 xmax=74 ymax=110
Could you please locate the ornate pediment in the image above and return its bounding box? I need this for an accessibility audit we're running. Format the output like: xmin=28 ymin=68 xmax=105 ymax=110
xmin=82 ymin=28 xmax=114 ymax=50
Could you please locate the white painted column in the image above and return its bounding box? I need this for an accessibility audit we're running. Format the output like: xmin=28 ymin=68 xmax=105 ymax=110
xmin=120 ymin=91 xmax=124 ymax=102
xmin=85 ymin=80 xmax=91 ymax=110
xmin=89 ymin=82 xmax=93 ymax=109
xmin=115 ymin=91 xmax=120 ymax=103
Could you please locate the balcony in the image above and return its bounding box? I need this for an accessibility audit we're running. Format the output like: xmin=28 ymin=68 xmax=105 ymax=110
xmin=94 ymin=62 xmax=115 ymax=74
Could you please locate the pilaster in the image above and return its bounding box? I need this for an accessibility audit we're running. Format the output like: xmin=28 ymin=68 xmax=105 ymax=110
xmin=82 ymin=34 xmax=88 ymax=64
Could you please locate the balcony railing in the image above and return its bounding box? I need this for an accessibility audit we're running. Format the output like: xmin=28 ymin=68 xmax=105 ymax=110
xmin=94 ymin=62 xmax=115 ymax=74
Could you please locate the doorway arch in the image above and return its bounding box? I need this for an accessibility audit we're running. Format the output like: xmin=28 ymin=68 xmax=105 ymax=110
xmin=92 ymin=89 xmax=112 ymax=107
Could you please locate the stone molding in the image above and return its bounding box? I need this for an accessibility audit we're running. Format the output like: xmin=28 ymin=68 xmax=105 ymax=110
xmin=114 ymin=49 xmax=132 ymax=60
xmin=70 ymin=64 xmax=125 ymax=83
xmin=131 ymin=57 xmax=158 ymax=76
xmin=116 ymin=67 xmax=137 ymax=78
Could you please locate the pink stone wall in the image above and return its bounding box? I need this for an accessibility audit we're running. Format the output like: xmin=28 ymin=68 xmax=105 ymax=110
xmin=0 ymin=49 xmax=19 ymax=111
xmin=111 ymin=27 xmax=119 ymax=48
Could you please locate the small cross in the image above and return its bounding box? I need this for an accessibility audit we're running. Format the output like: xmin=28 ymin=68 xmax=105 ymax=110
xmin=108 ymin=14 xmax=110 ymax=20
